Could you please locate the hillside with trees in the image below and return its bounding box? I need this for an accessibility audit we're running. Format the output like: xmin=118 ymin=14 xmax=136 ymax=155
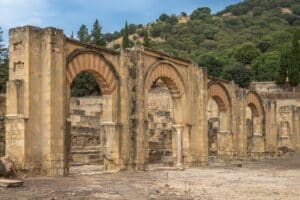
xmin=104 ymin=0 xmax=300 ymax=88
xmin=0 ymin=0 xmax=300 ymax=95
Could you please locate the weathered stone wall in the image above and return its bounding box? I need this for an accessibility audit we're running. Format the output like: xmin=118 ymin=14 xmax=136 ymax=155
xmin=249 ymin=81 xmax=300 ymax=93
xmin=147 ymin=81 xmax=174 ymax=165
xmin=0 ymin=95 xmax=6 ymax=156
xmin=5 ymin=25 xmax=300 ymax=176
xmin=69 ymin=97 xmax=104 ymax=166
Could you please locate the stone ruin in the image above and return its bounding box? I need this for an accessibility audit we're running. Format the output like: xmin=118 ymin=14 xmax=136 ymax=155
xmin=0 ymin=26 xmax=299 ymax=176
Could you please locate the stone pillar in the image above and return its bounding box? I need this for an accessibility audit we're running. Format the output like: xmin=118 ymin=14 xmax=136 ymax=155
xmin=172 ymin=124 xmax=184 ymax=168
xmin=6 ymin=26 xmax=66 ymax=175
xmin=101 ymin=122 xmax=120 ymax=172
xmin=219 ymin=112 xmax=229 ymax=132
xmin=188 ymin=65 xmax=208 ymax=167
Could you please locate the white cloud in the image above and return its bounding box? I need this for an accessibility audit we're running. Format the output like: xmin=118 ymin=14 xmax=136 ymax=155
xmin=0 ymin=0 xmax=50 ymax=28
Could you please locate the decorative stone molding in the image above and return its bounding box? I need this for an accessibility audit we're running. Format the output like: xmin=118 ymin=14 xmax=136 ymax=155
xmin=172 ymin=124 xmax=185 ymax=168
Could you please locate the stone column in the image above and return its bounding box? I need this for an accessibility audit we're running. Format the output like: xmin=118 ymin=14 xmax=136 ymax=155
xmin=172 ymin=124 xmax=184 ymax=168
xmin=101 ymin=122 xmax=120 ymax=172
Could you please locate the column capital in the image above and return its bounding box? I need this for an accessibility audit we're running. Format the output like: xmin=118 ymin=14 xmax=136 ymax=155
xmin=101 ymin=121 xmax=117 ymax=126
xmin=172 ymin=124 xmax=185 ymax=129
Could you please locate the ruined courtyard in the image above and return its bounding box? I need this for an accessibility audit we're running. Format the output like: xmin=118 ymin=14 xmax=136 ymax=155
xmin=0 ymin=24 xmax=299 ymax=199
xmin=1 ymin=154 xmax=300 ymax=199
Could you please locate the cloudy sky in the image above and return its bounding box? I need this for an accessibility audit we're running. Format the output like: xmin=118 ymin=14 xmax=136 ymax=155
xmin=0 ymin=0 xmax=242 ymax=44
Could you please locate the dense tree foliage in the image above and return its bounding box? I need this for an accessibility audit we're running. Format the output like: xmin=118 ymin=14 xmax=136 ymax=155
xmin=2 ymin=0 xmax=300 ymax=95
xmin=90 ymin=19 xmax=106 ymax=46
xmin=131 ymin=0 xmax=300 ymax=88
xmin=288 ymin=29 xmax=300 ymax=86
xmin=190 ymin=7 xmax=212 ymax=21
xmin=143 ymin=29 xmax=150 ymax=47
xmin=0 ymin=27 xmax=8 ymax=93
xmin=221 ymin=64 xmax=252 ymax=88
xmin=122 ymin=21 xmax=130 ymax=48
xmin=276 ymin=46 xmax=290 ymax=85
xmin=72 ymin=23 xmax=102 ymax=97
xmin=77 ymin=24 xmax=90 ymax=43
xmin=70 ymin=72 xmax=100 ymax=97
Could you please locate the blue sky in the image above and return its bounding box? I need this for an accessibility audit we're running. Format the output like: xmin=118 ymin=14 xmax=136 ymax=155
xmin=0 ymin=0 xmax=242 ymax=44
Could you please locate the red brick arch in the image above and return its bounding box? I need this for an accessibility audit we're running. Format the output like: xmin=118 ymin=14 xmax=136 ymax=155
xmin=67 ymin=51 xmax=118 ymax=95
xmin=145 ymin=62 xmax=185 ymax=99
xmin=207 ymin=82 xmax=231 ymax=112
xmin=246 ymin=91 xmax=264 ymax=117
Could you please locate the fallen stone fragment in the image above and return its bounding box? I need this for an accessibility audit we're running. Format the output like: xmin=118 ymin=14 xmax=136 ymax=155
xmin=0 ymin=156 xmax=17 ymax=177
xmin=0 ymin=179 xmax=23 ymax=187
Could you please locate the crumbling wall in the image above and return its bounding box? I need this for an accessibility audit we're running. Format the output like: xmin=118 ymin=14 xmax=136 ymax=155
xmin=147 ymin=81 xmax=174 ymax=165
xmin=0 ymin=95 xmax=5 ymax=156
xmin=69 ymin=97 xmax=104 ymax=165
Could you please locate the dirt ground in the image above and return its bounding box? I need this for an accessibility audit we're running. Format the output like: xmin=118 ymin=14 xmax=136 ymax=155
xmin=1 ymin=155 xmax=300 ymax=200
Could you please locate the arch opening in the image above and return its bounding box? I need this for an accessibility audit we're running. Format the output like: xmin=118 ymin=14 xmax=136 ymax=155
xmin=245 ymin=91 xmax=265 ymax=157
xmin=147 ymin=79 xmax=174 ymax=167
xmin=207 ymin=82 xmax=231 ymax=158
xmin=66 ymin=52 xmax=118 ymax=175
xmin=278 ymin=121 xmax=292 ymax=149
xmin=145 ymin=63 xmax=186 ymax=169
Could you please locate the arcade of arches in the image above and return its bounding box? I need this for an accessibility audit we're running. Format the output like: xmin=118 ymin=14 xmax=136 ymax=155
xmin=2 ymin=26 xmax=300 ymax=176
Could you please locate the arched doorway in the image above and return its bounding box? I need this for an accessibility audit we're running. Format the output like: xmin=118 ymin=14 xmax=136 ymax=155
xmin=245 ymin=91 xmax=265 ymax=158
xmin=144 ymin=62 xmax=186 ymax=169
xmin=278 ymin=121 xmax=291 ymax=149
xmin=207 ymin=82 xmax=231 ymax=160
xmin=65 ymin=51 xmax=120 ymax=174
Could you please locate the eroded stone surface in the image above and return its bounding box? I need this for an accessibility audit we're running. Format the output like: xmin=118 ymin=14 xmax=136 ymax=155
xmin=1 ymin=26 xmax=300 ymax=176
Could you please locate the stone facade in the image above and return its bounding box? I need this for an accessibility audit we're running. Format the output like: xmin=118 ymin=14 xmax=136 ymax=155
xmin=0 ymin=95 xmax=6 ymax=157
xmin=3 ymin=25 xmax=300 ymax=176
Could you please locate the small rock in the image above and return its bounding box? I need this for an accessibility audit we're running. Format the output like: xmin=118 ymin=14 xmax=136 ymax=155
xmin=0 ymin=156 xmax=17 ymax=177
xmin=0 ymin=179 xmax=23 ymax=188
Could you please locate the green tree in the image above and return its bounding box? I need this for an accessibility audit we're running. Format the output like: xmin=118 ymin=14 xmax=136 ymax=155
xmin=276 ymin=47 xmax=289 ymax=85
xmin=91 ymin=19 xmax=106 ymax=46
xmin=0 ymin=27 xmax=8 ymax=93
xmin=143 ymin=29 xmax=150 ymax=47
xmin=292 ymin=5 xmax=300 ymax=16
xmin=71 ymin=72 xmax=100 ymax=97
xmin=221 ymin=64 xmax=252 ymax=88
xmin=166 ymin=14 xmax=178 ymax=25
xmin=151 ymin=22 xmax=164 ymax=37
xmin=181 ymin=12 xmax=187 ymax=17
xmin=196 ymin=53 xmax=225 ymax=78
xmin=122 ymin=21 xmax=130 ymax=48
xmin=70 ymin=31 xmax=74 ymax=39
xmin=233 ymin=42 xmax=260 ymax=65
xmin=77 ymin=24 xmax=90 ymax=43
xmin=251 ymin=52 xmax=279 ymax=81
xmin=288 ymin=29 xmax=300 ymax=86
xmin=190 ymin=7 xmax=212 ymax=21
xmin=159 ymin=13 xmax=169 ymax=22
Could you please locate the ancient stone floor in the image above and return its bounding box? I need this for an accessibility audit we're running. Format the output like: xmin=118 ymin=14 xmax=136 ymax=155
xmin=0 ymin=155 xmax=300 ymax=200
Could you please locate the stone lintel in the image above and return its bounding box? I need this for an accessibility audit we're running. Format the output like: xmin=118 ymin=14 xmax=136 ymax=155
xmin=218 ymin=131 xmax=231 ymax=135
xmin=172 ymin=124 xmax=185 ymax=129
xmin=280 ymin=136 xmax=290 ymax=139
xmin=5 ymin=114 xmax=28 ymax=120
xmin=101 ymin=122 xmax=117 ymax=126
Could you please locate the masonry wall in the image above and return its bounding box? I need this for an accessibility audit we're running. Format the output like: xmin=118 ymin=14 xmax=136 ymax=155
xmin=4 ymin=25 xmax=300 ymax=176
xmin=147 ymin=82 xmax=174 ymax=165
xmin=0 ymin=95 xmax=6 ymax=156
xmin=69 ymin=97 xmax=104 ymax=166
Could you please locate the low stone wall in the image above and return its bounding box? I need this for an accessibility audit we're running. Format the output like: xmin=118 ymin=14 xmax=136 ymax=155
xmin=0 ymin=95 xmax=6 ymax=157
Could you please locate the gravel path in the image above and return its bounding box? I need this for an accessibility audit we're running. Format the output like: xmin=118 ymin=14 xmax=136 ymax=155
xmin=0 ymin=155 xmax=299 ymax=200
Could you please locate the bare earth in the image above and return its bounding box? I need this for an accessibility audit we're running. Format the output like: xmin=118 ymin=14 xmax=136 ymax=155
xmin=1 ymin=155 xmax=300 ymax=200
